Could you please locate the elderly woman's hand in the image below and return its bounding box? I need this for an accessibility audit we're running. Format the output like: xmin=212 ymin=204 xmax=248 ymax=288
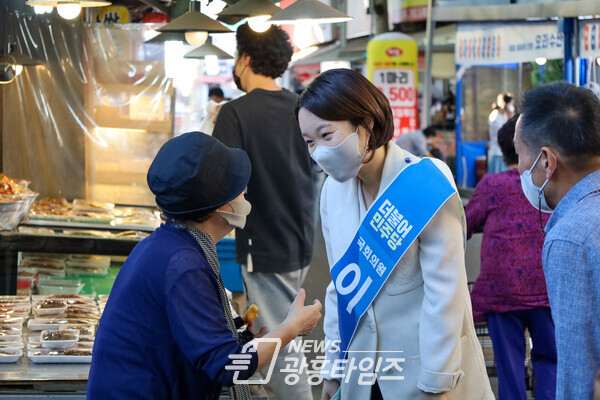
xmin=284 ymin=288 xmax=322 ymax=337
xmin=246 ymin=320 xmax=266 ymax=338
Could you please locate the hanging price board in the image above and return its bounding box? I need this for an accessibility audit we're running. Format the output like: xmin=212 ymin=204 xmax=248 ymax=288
xmin=367 ymin=33 xmax=418 ymax=140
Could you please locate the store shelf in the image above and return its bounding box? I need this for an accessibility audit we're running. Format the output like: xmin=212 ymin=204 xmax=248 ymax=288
xmin=0 ymin=357 xmax=89 ymax=383
xmin=22 ymin=219 xmax=158 ymax=232
xmin=0 ymin=232 xmax=140 ymax=295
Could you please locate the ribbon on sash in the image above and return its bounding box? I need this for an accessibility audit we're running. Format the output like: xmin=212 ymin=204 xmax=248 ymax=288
xmin=331 ymin=158 xmax=456 ymax=355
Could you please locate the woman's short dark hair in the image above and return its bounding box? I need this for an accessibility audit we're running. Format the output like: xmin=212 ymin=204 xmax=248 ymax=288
xmin=296 ymin=69 xmax=394 ymax=162
xmin=236 ymin=23 xmax=292 ymax=79
xmin=520 ymin=81 xmax=600 ymax=168
xmin=497 ymin=114 xmax=519 ymax=166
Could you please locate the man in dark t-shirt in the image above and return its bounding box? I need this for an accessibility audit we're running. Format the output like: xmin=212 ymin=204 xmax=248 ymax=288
xmin=213 ymin=23 xmax=314 ymax=400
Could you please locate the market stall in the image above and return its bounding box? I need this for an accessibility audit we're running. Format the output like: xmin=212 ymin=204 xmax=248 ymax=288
xmin=453 ymin=20 xmax=564 ymax=187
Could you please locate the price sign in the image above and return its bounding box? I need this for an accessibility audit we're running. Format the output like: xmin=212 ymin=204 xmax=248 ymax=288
xmin=372 ymin=69 xmax=418 ymax=136
xmin=367 ymin=33 xmax=419 ymax=139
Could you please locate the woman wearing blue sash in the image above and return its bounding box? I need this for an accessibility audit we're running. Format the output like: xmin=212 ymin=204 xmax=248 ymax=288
xmin=297 ymin=69 xmax=494 ymax=400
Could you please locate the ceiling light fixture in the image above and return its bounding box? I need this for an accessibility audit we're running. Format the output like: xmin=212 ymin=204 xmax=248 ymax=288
xmin=26 ymin=0 xmax=111 ymax=20
xmin=218 ymin=0 xmax=280 ymax=32
xmin=145 ymin=32 xmax=187 ymax=44
xmin=158 ymin=0 xmax=232 ymax=46
xmin=0 ymin=52 xmax=42 ymax=84
xmin=184 ymin=37 xmax=233 ymax=59
xmin=267 ymin=0 xmax=352 ymax=24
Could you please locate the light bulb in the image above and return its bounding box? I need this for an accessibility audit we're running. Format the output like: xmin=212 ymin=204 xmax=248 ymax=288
xmin=248 ymin=16 xmax=271 ymax=33
xmin=13 ymin=65 xmax=23 ymax=77
xmin=596 ymin=57 xmax=600 ymax=67
xmin=535 ymin=57 xmax=547 ymax=66
xmin=185 ymin=31 xmax=209 ymax=46
xmin=57 ymin=3 xmax=82 ymax=20
xmin=33 ymin=5 xmax=53 ymax=14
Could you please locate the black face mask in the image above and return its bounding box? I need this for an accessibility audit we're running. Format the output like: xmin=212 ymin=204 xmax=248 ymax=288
xmin=232 ymin=65 xmax=244 ymax=92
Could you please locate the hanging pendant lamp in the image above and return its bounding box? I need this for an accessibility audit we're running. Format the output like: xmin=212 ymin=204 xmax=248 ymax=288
xmin=158 ymin=0 xmax=232 ymax=46
xmin=184 ymin=37 xmax=233 ymax=59
xmin=268 ymin=0 xmax=352 ymax=24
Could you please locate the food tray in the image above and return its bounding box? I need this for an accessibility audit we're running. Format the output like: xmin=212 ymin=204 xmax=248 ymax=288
xmin=0 ymin=334 xmax=22 ymax=343
xmin=0 ymin=196 xmax=32 ymax=231
xmin=28 ymin=353 xmax=91 ymax=364
xmin=28 ymin=318 xmax=68 ymax=331
xmin=40 ymin=329 xmax=79 ymax=349
xmin=36 ymin=279 xmax=84 ymax=296
xmin=0 ymin=349 xmax=22 ymax=363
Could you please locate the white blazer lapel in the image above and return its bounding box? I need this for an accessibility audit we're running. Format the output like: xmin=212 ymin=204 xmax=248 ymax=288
xmin=327 ymin=178 xmax=362 ymax=264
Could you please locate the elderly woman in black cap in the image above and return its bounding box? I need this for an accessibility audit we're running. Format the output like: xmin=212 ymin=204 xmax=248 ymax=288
xmin=87 ymin=132 xmax=322 ymax=400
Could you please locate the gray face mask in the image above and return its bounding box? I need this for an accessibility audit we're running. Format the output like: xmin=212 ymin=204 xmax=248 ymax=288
xmin=217 ymin=199 xmax=252 ymax=229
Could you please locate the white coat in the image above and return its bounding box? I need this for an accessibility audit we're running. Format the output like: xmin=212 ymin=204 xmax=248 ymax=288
xmin=319 ymin=142 xmax=494 ymax=399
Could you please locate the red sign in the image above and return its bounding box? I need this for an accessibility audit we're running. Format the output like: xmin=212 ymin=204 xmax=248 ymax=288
xmin=386 ymin=47 xmax=403 ymax=57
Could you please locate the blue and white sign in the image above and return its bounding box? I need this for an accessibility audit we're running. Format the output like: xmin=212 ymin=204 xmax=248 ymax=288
xmin=331 ymin=158 xmax=456 ymax=355
xmin=456 ymin=21 xmax=563 ymax=66
xmin=579 ymin=19 xmax=600 ymax=59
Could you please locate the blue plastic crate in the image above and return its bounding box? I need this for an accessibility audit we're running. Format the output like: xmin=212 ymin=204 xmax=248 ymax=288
xmin=216 ymin=238 xmax=243 ymax=293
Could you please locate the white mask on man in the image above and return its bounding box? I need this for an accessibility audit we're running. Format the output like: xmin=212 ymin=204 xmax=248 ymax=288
xmin=519 ymin=152 xmax=555 ymax=213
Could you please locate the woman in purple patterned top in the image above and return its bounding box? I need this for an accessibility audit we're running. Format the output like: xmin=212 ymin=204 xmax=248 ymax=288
xmin=465 ymin=115 xmax=557 ymax=400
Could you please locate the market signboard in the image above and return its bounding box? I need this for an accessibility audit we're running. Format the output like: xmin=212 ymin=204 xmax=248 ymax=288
xmin=389 ymin=0 xmax=428 ymax=23
xmin=455 ymin=21 xmax=563 ymax=66
xmin=579 ymin=19 xmax=600 ymax=59
xmin=367 ymin=33 xmax=419 ymax=140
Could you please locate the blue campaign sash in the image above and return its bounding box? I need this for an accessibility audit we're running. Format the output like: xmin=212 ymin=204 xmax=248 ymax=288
xmin=331 ymin=158 xmax=456 ymax=355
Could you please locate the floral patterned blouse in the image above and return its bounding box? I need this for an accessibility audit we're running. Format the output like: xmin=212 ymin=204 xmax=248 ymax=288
xmin=465 ymin=169 xmax=550 ymax=323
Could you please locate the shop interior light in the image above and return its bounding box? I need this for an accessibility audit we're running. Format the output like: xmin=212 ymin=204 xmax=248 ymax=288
xmin=535 ymin=57 xmax=547 ymax=65
xmin=184 ymin=36 xmax=233 ymax=59
xmin=185 ymin=31 xmax=209 ymax=46
xmin=0 ymin=52 xmax=42 ymax=83
xmin=57 ymin=3 xmax=82 ymax=19
xmin=267 ymin=0 xmax=352 ymax=24
xmin=248 ymin=15 xmax=271 ymax=32
xmin=164 ymin=40 xmax=185 ymax=79
xmin=217 ymin=0 xmax=280 ymax=32
xmin=596 ymin=57 xmax=600 ymax=67
xmin=26 ymin=0 xmax=111 ymax=19
xmin=33 ymin=5 xmax=53 ymax=14
xmin=158 ymin=0 xmax=232 ymax=42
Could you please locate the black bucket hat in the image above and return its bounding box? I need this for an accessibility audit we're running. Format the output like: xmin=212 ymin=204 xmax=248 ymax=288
xmin=147 ymin=131 xmax=251 ymax=219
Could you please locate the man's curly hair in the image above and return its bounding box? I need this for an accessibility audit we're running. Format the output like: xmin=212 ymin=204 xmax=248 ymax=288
xmin=236 ymin=23 xmax=293 ymax=78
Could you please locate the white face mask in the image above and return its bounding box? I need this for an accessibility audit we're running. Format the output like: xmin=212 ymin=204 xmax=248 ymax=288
xmin=311 ymin=128 xmax=367 ymax=183
xmin=520 ymin=152 xmax=554 ymax=213
xmin=506 ymin=104 xmax=515 ymax=113
xmin=217 ymin=199 xmax=252 ymax=229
